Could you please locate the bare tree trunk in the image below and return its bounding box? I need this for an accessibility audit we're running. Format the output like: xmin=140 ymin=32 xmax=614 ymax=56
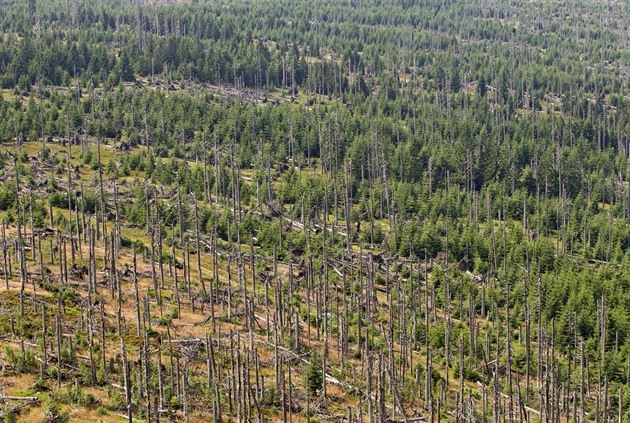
xmin=121 ymin=337 xmax=133 ymax=423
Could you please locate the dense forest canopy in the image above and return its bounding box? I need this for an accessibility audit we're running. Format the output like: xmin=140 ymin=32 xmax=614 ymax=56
xmin=0 ymin=0 xmax=629 ymax=421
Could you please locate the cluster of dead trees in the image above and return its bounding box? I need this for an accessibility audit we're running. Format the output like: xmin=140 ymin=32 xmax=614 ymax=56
xmin=0 ymin=137 xmax=626 ymax=423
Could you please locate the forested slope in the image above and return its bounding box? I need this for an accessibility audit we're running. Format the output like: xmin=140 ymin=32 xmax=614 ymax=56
xmin=0 ymin=0 xmax=630 ymax=421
